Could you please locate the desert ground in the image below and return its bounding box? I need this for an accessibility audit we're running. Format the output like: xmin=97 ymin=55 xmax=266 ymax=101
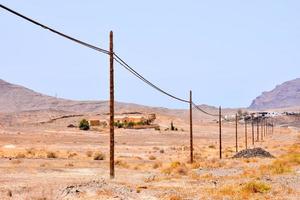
xmin=0 ymin=111 xmax=299 ymax=200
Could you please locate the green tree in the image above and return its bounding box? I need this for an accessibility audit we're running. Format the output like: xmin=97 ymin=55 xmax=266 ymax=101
xmin=79 ymin=119 xmax=90 ymax=130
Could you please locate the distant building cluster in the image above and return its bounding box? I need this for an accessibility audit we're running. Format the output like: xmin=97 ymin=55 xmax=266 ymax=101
xmin=87 ymin=113 xmax=156 ymax=127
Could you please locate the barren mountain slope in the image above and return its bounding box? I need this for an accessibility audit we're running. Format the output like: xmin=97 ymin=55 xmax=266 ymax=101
xmin=0 ymin=79 xmax=236 ymax=122
xmin=249 ymin=78 xmax=300 ymax=110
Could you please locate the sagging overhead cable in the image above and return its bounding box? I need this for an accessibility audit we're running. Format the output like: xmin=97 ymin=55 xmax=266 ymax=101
xmin=0 ymin=4 xmax=109 ymax=55
xmin=113 ymin=53 xmax=190 ymax=104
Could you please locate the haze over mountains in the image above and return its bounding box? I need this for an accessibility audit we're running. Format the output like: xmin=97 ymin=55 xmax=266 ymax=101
xmin=249 ymin=78 xmax=300 ymax=110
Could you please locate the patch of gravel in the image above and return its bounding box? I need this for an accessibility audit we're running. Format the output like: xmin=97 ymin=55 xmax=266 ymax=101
xmin=233 ymin=147 xmax=275 ymax=158
xmin=58 ymin=179 xmax=135 ymax=199
xmin=196 ymin=168 xmax=243 ymax=177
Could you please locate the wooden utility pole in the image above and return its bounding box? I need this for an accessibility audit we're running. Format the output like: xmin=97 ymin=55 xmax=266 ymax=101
xmin=189 ymin=90 xmax=193 ymax=163
xmin=235 ymin=114 xmax=238 ymax=152
xmin=266 ymin=119 xmax=268 ymax=137
xmin=256 ymin=120 xmax=259 ymax=142
xmin=219 ymin=106 xmax=222 ymax=159
xmin=245 ymin=119 xmax=248 ymax=149
xmin=260 ymin=119 xmax=264 ymax=142
xmin=109 ymin=31 xmax=115 ymax=179
xmin=251 ymin=117 xmax=254 ymax=145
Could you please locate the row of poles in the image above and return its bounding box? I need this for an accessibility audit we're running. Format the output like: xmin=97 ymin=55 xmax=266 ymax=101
xmin=0 ymin=4 xmax=277 ymax=179
xmin=108 ymin=32 xmax=275 ymax=178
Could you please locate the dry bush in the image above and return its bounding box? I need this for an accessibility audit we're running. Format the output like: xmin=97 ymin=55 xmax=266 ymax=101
xmin=46 ymin=151 xmax=57 ymax=159
xmin=161 ymin=161 xmax=188 ymax=176
xmin=242 ymin=181 xmax=271 ymax=194
xmin=153 ymin=162 xmax=162 ymax=169
xmin=169 ymin=195 xmax=183 ymax=200
xmin=93 ymin=152 xmax=105 ymax=160
xmin=26 ymin=148 xmax=36 ymax=156
xmin=115 ymin=160 xmax=129 ymax=168
xmin=65 ymin=162 xmax=74 ymax=167
xmin=190 ymin=162 xmax=201 ymax=169
xmin=86 ymin=151 xmax=93 ymax=157
xmin=176 ymin=166 xmax=188 ymax=175
xmin=208 ymin=144 xmax=216 ymax=149
xmin=16 ymin=153 xmax=26 ymax=159
xmin=149 ymin=155 xmax=156 ymax=160
xmin=159 ymin=149 xmax=165 ymax=153
xmin=153 ymin=147 xmax=160 ymax=150
xmin=40 ymin=162 xmax=49 ymax=167
xmin=68 ymin=152 xmax=77 ymax=158
xmin=210 ymin=181 xmax=271 ymax=199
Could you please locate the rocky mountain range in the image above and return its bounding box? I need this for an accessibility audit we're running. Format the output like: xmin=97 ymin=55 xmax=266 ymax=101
xmin=249 ymin=78 xmax=300 ymax=110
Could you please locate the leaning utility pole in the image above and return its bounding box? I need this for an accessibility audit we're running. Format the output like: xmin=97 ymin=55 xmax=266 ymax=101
xmin=109 ymin=31 xmax=115 ymax=179
xmin=189 ymin=90 xmax=193 ymax=163
xmin=219 ymin=106 xmax=222 ymax=159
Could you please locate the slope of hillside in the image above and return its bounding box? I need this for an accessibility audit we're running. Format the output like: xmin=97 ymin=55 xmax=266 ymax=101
xmin=249 ymin=78 xmax=300 ymax=110
xmin=0 ymin=79 xmax=107 ymax=113
xmin=0 ymin=79 xmax=237 ymax=123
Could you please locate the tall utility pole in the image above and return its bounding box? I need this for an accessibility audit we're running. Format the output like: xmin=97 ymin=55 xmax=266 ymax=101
xmin=251 ymin=118 xmax=254 ymax=145
xmin=260 ymin=118 xmax=264 ymax=142
xmin=256 ymin=120 xmax=259 ymax=142
xmin=245 ymin=119 xmax=248 ymax=149
xmin=235 ymin=114 xmax=238 ymax=152
xmin=189 ymin=90 xmax=193 ymax=163
xmin=219 ymin=106 xmax=222 ymax=159
xmin=109 ymin=31 xmax=115 ymax=179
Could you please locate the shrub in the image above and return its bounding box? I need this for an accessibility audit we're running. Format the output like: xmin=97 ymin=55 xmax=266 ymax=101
xmin=93 ymin=152 xmax=105 ymax=160
xmin=86 ymin=151 xmax=93 ymax=157
xmin=149 ymin=155 xmax=156 ymax=160
xmin=47 ymin=151 xmax=57 ymax=159
xmin=242 ymin=181 xmax=271 ymax=193
xmin=79 ymin=119 xmax=90 ymax=130
xmin=114 ymin=122 xmax=124 ymax=128
xmin=127 ymin=121 xmax=135 ymax=128
xmin=16 ymin=153 xmax=26 ymax=159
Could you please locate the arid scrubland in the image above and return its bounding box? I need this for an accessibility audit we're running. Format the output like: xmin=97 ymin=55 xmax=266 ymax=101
xmin=0 ymin=115 xmax=299 ymax=200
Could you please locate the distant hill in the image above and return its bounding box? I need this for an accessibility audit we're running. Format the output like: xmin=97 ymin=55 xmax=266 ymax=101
xmin=0 ymin=79 xmax=237 ymax=123
xmin=249 ymin=78 xmax=300 ymax=110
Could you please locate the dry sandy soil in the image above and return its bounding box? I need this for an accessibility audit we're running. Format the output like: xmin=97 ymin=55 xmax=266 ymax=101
xmin=0 ymin=112 xmax=300 ymax=200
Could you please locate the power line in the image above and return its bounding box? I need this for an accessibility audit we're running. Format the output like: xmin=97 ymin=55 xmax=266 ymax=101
xmin=113 ymin=53 xmax=190 ymax=103
xmin=0 ymin=4 xmax=109 ymax=55
xmin=1 ymin=4 xmax=220 ymax=114
xmin=192 ymin=102 xmax=219 ymax=117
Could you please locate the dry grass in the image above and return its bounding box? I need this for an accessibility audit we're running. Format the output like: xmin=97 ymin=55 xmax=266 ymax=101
xmin=259 ymin=145 xmax=300 ymax=175
xmin=149 ymin=155 xmax=156 ymax=160
xmin=242 ymin=181 xmax=271 ymax=194
xmin=161 ymin=161 xmax=188 ymax=176
xmin=208 ymin=181 xmax=271 ymax=199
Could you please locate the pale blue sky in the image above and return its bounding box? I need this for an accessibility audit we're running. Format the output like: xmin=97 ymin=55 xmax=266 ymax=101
xmin=1 ymin=1 xmax=300 ymax=108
